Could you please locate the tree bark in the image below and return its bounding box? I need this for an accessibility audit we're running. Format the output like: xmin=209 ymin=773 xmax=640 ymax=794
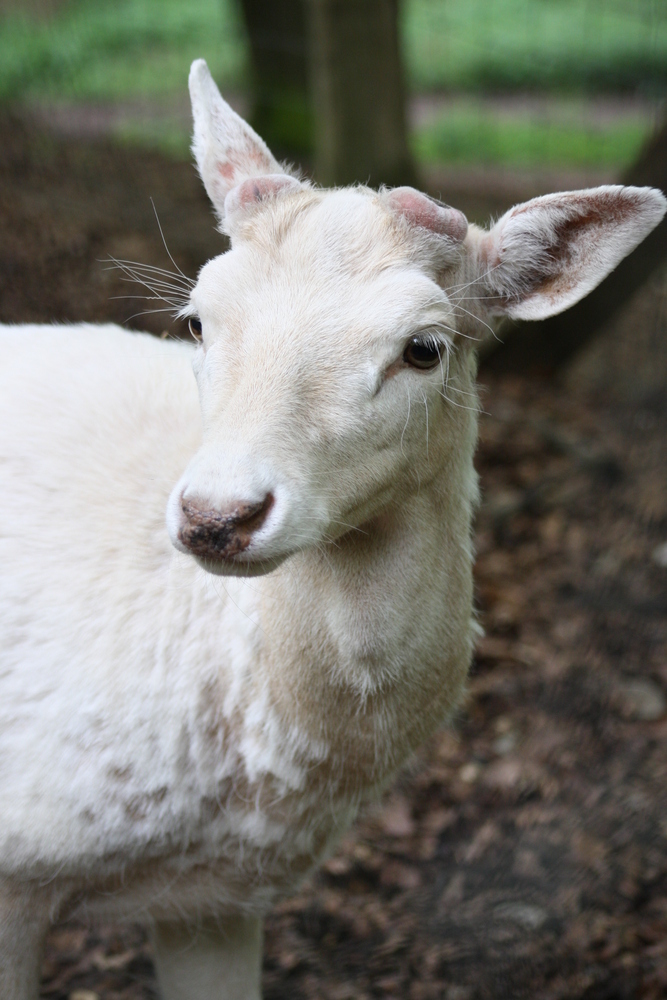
xmin=481 ymin=119 xmax=667 ymax=376
xmin=307 ymin=0 xmax=417 ymax=188
xmin=238 ymin=0 xmax=313 ymax=159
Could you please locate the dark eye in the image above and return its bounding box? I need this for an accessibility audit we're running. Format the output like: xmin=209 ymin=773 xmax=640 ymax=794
xmin=403 ymin=336 xmax=441 ymax=370
xmin=188 ymin=316 xmax=202 ymax=341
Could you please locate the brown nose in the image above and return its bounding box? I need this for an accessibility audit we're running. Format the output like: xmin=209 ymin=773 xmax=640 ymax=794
xmin=178 ymin=493 xmax=274 ymax=561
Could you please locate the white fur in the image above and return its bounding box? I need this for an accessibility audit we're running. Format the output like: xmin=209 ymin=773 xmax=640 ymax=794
xmin=0 ymin=60 xmax=664 ymax=1000
xmin=478 ymin=186 xmax=667 ymax=320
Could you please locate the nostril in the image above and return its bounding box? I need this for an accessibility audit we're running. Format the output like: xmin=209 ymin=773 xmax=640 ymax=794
xmin=231 ymin=492 xmax=274 ymax=533
xmin=178 ymin=492 xmax=274 ymax=560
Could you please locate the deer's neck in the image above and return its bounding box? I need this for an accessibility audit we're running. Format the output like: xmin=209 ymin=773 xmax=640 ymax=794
xmin=253 ymin=469 xmax=477 ymax=792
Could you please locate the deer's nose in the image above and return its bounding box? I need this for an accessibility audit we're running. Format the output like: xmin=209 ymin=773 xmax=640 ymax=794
xmin=178 ymin=493 xmax=274 ymax=561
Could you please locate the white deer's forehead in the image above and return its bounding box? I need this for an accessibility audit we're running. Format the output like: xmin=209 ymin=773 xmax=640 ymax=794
xmin=194 ymin=259 xmax=450 ymax=351
xmin=192 ymin=189 xmax=455 ymax=346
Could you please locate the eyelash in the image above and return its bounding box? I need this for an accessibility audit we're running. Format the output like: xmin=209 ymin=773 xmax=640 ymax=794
xmin=402 ymin=335 xmax=442 ymax=370
xmin=188 ymin=317 xmax=202 ymax=342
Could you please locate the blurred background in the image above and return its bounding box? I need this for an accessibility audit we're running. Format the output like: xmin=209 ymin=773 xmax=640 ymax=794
xmin=1 ymin=3 xmax=667 ymax=999
xmin=1 ymin=0 xmax=665 ymax=372
xmin=0 ymin=0 xmax=664 ymax=188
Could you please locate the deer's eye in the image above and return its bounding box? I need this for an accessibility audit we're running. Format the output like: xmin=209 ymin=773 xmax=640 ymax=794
xmin=403 ymin=336 xmax=441 ymax=370
xmin=188 ymin=317 xmax=203 ymax=341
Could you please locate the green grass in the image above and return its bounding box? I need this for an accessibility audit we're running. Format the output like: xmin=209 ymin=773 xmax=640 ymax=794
xmin=114 ymin=115 xmax=193 ymax=159
xmin=403 ymin=0 xmax=667 ymax=94
xmin=0 ymin=0 xmax=247 ymax=101
xmin=414 ymin=109 xmax=651 ymax=169
xmin=0 ymin=0 xmax=663 ymax=171
xmin=112 ymin=105 xmax=653 ymax=171
xmin=0 ymin=0 xmax=665 ymax=102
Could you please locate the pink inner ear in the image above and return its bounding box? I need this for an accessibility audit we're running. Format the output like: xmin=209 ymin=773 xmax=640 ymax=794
xmin=225 ymin=175 xmax=301 ymax=218
xmin=386 ymin=188 xmax=468 ymax=243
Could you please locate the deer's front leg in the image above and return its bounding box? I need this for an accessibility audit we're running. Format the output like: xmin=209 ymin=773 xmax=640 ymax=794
xmin=151 ymin=913 xmax=263 ymax=1000
xmin=0 ymin=884 xmax=50 ymax=1000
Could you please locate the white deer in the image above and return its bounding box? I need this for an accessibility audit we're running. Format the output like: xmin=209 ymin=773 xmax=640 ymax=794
xmin=0 ymin=59 xmax=664 ymax=1000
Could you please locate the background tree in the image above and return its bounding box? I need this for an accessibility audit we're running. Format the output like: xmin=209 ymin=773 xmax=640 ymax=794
xmin=237 ymin=0 xmax=313 ymax=159
xmin=238 ymin=0 xmax=417 ymax=187
xmin=307 ymin=0 xmax=416 ymax=187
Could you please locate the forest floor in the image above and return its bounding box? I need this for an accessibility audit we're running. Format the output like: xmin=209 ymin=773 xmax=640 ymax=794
xmin=1 ymin=112 xmax=666 ymax=1000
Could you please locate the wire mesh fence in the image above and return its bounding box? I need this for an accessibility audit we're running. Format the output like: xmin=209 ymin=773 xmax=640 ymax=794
xmin=0 ymin=0 xmax=664 ymax=175
xmin=406 ymin=0 xmax=666 ymax=176
xmin=1 ymin=6 xmax=667 ymax=999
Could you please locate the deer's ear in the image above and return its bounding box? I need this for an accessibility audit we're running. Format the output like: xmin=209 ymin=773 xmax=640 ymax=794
xmin=189 ymin=59 xmax=285 ymax=222
xmin=468 ymin=185 xmax=666 ymax=321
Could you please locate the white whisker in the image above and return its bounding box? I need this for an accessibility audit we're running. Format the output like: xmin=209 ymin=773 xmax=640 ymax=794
xmin=150 ymin=197 xmax=192 ymax=284
xmin=400 ymin=385 xmax=411 ymax=454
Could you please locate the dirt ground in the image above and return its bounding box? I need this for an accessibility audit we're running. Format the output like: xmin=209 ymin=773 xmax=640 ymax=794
xmin=2 ymin=112 xmax=666 ymax=1000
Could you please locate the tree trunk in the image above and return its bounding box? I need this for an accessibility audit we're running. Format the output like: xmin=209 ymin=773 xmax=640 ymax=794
xmin=307 ymin=0 xmax=417 ymax=188
xmin=238 ymin=0 xmax=313 ymax=159
xmin=482 ymin=119 xmax=667 ymax=376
